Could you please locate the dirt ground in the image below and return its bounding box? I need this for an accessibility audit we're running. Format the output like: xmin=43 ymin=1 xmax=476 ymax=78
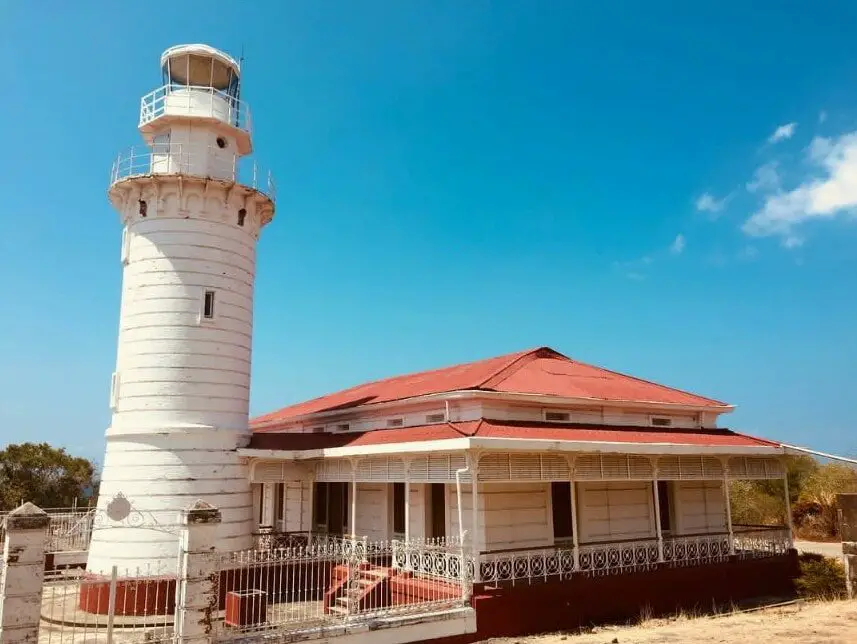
xmin=483 ymin=600 xmax=857 ymax=644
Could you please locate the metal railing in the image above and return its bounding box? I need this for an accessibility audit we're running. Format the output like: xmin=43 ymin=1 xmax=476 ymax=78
xmin=139 ymin=84 xmax=252 ymax=133
xmin=110 ymin=143 xmax=276 ymax=201
xmin=476 ymin=527 xmax=791 ymax=585
xmin=0 ymin=507 xmax=93 ymax=554
xmin=40 ymin=563 xmax=174 ymax=643
xmin=208 ymin=536 xmax=470 ymax=641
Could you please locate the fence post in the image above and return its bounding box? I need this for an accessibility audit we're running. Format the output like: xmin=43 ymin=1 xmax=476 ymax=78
xmin=0 ymin=502 xmax=50 ymax=644
xmin=175 ymin=500 xmax=222 ymax=642
xmin=837 ymin=493 xmax=857 ymax=599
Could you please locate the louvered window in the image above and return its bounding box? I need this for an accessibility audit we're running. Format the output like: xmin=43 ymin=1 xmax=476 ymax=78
xmin=409 ymin=454 xmax=469 ymax=482
xmin=574 ymin=454 xmax=654 ymax=480
xmin=728 ymin=457 xmax=784 ymax=480
xmin=544 ymin=411 xmax=571 ymax=422
xmin=657 ymin=456 xmax=724 ymax=480
xmin=477 ymin=453 xmax=571 ymax=482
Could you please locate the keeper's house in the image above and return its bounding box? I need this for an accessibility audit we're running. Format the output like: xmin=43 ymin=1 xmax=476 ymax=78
xmin=241 ymin=347 xmax=797 ymax=639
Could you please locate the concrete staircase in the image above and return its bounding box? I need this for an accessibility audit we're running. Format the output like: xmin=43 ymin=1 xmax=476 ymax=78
xmin=326 ymin=565 xmax=391 ymax=616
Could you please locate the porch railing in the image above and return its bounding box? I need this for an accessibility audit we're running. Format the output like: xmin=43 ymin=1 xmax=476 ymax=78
xmin=476 ymin=526 xmax=789 ymax=585
xmin=209 ymin=535 xmax=470 ymax=641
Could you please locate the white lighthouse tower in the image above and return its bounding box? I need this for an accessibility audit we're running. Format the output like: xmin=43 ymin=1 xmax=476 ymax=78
xmin=87 ymin=44 xmax=275 ymax=575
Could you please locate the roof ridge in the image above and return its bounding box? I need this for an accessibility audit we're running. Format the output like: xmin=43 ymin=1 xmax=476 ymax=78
xmin=251 ymin=348 xmax=544 ymax=424
xmin=565 ymin=356 xmax=730 ymax=407
xmin=478 ymin=346 xmax=565 ymax=390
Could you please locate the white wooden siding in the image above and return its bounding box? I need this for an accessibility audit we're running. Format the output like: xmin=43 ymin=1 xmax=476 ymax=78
xmin=280 ymin=480 xmax=311 ymax=532
xmin=480 ymin=482 xmax=552 ymax=551
xmin=674 ymin=481 xmax=726 ymax=534
xmin=354 ymin=483 xmax=389 ymax=540
xmin=577 ymin=481 xmax=655 ymax=543
xmin=447 ymin=483 xmax=487 ymax=551
xmin=408 ymin=483 xmax=427 ymax=539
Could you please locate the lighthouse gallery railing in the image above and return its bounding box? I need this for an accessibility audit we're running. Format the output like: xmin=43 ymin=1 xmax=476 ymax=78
xmin=110 ymin=143 xmax=276 ymax=202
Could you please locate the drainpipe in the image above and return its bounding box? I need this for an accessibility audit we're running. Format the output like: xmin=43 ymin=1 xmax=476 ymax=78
xmin=454 ymin=458 xmax=470 ymax=547
xmin=454 ymin=454 xmax=472 ymax=602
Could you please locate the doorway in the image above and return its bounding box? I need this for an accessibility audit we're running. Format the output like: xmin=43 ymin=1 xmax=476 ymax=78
xmin=428 ymin=483 xmax=446 ymax=539
xmin=313 ymin=482 xmax=349 ymax=535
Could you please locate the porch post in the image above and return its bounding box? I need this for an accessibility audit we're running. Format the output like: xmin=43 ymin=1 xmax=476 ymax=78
xmin=569 ymin=456 xmax=580 ymax=570
xmin=652 ymin=467 xmax=665 ymax=563
xmin=307 ymin=472 xmax=315 ymax=536
xmin=783 ymin=471 xmax=794 ymax=545
xmin=350 ymin=459 xmax=358 ymax=538
xmin=723 ymin=461 xmax=735 ymax=555
xmin=470 ymin=453 xmax=480 ymax=553
xmin=404 ymin=458 xmax=411 ymax=542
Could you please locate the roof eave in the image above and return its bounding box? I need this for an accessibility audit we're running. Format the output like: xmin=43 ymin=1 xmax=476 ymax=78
xmin=250 ymin=390 xmax=734 ymax=432
xmin=238 ymin=436 xmax=780 ymax=460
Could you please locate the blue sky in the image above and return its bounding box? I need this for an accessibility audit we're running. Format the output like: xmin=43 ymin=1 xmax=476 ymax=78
xmin=1 ymin=1 xmax=856 ymax=461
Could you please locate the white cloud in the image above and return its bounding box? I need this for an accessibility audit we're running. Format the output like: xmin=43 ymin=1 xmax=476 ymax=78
xmin=743 ymin=131 xmax=857 ymax=243
xmin=768 ymin=122 xmax=797 ymax=143
xmin=819 ymin=110 xmax=828 ymax=124
xmin=670 ymin=234 xmax=686 ymax=254
xmin=746 ymin=161 xmax=780 ymax=194
xmin=695 ymin=192 xmax=728 ymax=214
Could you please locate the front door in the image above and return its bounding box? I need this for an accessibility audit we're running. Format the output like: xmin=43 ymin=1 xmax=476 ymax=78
xmin=314 ymin=482 xmax=349 ymax=535
xmin=328 ymin=482 xmax=348 ymax=536
xmin=429 ymin=483 xmax=446 ymax=539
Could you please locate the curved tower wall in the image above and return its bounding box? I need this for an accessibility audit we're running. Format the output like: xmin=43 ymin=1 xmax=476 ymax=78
xmin=87 ymin=45 xmax=274 ymax=575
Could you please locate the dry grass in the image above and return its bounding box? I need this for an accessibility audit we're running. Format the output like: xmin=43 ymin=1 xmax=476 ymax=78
xmin=483 ymin=599 xmax=857 ymax=644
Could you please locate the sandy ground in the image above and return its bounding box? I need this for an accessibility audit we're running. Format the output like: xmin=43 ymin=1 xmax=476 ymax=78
xmin=483 ymin=600 xmax=857 ymax=644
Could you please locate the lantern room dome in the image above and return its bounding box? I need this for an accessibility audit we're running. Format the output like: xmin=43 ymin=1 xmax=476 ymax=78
xmin=160 ymin=44 xmax=240 ymax=89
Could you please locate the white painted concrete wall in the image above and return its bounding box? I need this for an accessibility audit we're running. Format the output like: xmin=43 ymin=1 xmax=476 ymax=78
xmin=577 ymin=481 xmax=656 ymax=543
xmin=480 ymin=482 xmax=551 ymax=551
xmin=674 ymin=480 xmax=726 ymax=534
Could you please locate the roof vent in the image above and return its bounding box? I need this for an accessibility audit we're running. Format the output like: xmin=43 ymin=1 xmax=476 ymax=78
xmin=544 ymin=411 xmax=571 ymax=423
xmin=425 ymin=413 xmax=445 ymax=424
xmin=335 ymin=423 xmax=350 ymax=432
xmin=309 ymin=426 xmax=325 ymax=433
xmin=651 ymin=417 xmax=672 ymax=427
xmin=386 ymin=418 xmax=404 ymax=428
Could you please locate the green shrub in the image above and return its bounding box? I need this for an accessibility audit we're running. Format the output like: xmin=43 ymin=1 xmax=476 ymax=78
xmin=794 ymin=553 xmax=847 ymax=600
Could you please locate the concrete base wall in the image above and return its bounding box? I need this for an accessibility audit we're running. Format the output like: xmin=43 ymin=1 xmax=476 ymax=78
xmin=429 ymin=552 xmax=799 ymax=643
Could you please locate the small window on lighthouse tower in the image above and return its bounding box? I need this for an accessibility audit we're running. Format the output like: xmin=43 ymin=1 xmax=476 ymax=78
xmin=203 ymin=291 xmax=216 ymax=319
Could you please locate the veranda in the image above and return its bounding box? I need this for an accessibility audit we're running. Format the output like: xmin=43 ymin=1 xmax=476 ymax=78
xmin=247 ymin=449 xmax=794 ymax=585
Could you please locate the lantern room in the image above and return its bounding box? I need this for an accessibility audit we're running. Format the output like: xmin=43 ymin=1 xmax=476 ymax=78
xmin=138 ymin=44 xmax=252 ymax=155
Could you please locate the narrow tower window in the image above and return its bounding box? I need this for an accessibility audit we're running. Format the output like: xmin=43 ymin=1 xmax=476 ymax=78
xmin=138 ymin=200 xmax=147 ymax=217
xmin=203 ymin=291 xmax=216 ymax=319
xmin=120 ymin=228 xmax=130 ymax=265
xmin=110 ymin=372 xmax=120 ymax=410
xmin=237 ymin=208 xmax=247 ymax=227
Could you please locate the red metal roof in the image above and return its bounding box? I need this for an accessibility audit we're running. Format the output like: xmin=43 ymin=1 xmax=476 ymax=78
xmin=247 ymin=420 xmax=776 ymax=452
xmin=252 ymin=347 xmax=728 ymax=429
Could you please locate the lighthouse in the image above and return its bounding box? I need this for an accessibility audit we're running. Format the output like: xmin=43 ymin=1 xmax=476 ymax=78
xmin=87 ymin=44 xmax=275 ymax=575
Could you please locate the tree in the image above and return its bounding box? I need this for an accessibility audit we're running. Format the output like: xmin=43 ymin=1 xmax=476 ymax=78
xmin=0 ymin=443 xmax=98 ymax=511
xmin=798 ymin=463 xmax=857 ymax=538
